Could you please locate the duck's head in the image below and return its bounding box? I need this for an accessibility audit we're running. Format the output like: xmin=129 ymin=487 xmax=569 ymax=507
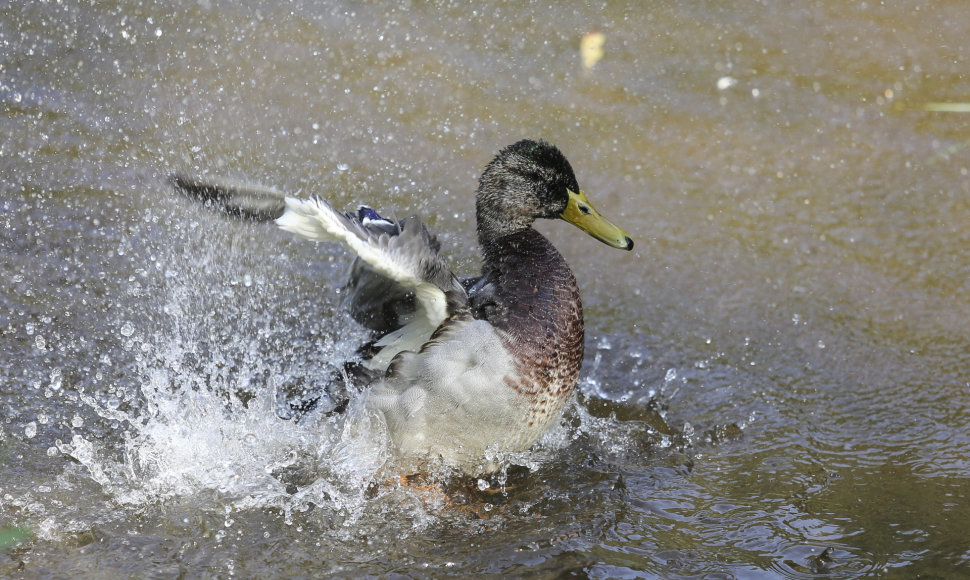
xmin=476 ymin=139 xmax=633 ymax=250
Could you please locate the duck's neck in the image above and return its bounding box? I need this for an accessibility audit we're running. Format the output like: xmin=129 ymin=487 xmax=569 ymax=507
xmin=479 ymin=228 xmax=585 ymax=400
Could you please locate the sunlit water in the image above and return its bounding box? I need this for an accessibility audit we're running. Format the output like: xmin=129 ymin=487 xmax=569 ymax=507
xmin=3 ymin=1 xmax=970 ymax=577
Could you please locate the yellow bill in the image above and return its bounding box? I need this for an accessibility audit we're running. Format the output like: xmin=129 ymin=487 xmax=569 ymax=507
xmin=561 ymin=189 xmax=634 ymax=250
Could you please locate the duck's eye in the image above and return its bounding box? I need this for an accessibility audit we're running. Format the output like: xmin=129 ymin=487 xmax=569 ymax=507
xmin=578 ymin=204 xmax=591 ymax=215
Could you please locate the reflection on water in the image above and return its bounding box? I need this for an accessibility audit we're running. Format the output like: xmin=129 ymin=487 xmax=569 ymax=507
xmin=3 ymin=0 xmax=970 ymax=576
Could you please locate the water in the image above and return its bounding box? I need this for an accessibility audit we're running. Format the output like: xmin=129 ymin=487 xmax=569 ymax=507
xmin=3 ymin=0 xmax=970 ymax=576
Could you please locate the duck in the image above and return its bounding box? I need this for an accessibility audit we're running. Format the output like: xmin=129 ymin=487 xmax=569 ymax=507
xmin=172 ymin=139 xmax=633 ymax=474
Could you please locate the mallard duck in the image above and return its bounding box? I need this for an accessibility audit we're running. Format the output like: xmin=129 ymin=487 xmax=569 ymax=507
xmin=173 ymin=139 xmax=632 ymax=473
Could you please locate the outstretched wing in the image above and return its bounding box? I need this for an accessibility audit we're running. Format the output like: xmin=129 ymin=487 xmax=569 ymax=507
xmin=276 ymin=196 xmax=469 ymax=371
xmin=170 ymin=173 xmax=287 ymax=221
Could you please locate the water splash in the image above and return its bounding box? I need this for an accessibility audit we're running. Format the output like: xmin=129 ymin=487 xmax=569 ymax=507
xmin=45 ymin=201 xmax=678 ymax=543
xmin=48 ymin=209 xmax=404 ymax=531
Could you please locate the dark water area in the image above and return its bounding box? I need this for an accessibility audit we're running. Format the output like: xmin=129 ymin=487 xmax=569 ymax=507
xmin=2 ymin=0 xmax=970 ymax=577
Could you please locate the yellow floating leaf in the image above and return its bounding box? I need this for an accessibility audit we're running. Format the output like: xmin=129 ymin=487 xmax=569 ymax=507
xmin=581 ymin=32 xmax=605 ymax=70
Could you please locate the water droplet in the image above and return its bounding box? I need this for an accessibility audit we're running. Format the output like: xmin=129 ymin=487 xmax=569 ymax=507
xmin=24 ymin=422 xmax=37 ymax=438
xmin=49 ymin=369 xmax=62 ymax=391
xmin=664 ymin=368 xmax=678 ymax=383
xmin=336 ymin=162 xmax=349 ymax=171
xmin=120 ymin=322 xmax=135 ymax=337
xmin=34 ymin=335 xmax=47 ymax=350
